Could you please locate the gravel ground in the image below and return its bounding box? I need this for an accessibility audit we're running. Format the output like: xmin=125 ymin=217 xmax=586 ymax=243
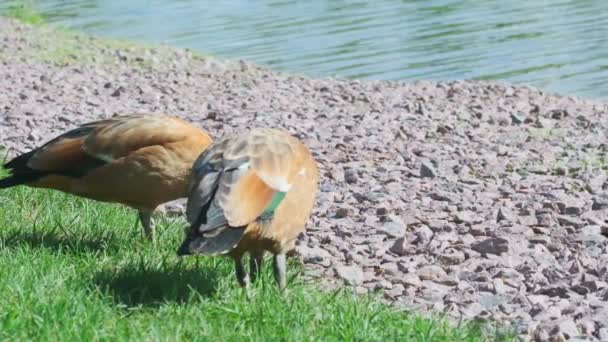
xmin=2 ymin=18 xmax=608 ymax=341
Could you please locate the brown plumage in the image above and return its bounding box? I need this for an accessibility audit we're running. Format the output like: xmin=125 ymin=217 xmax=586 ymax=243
xmin=178 ymin=128 xmax=319 ymax=290
xmin=0 ymin=113 xmax=213 ymax=239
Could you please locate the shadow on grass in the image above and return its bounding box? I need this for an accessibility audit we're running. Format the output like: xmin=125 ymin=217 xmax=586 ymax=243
xmin=0 ymin=230 xmax=118 ymax=254
xmin=92 ymin=261 xmax=220 ymax=307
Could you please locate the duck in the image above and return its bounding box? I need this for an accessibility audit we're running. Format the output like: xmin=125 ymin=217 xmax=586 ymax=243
xmin=178 ymin=127 xmax=319 ymax=290
xmin=0 ymin=113 xmax=213 ymax=240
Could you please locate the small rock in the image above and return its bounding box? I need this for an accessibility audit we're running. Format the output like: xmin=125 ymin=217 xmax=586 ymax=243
xmin=27 ymin=130 xmax=39 ymax=141
xmin=414 ymin=225 xmax=434 ymax=244
xmin=460 ymin=302 xmax=485 ymax=318
xmin=376 ymin=207 xmax=388 ymax=216
xmin=527 ymin=294 xmax=549 ymax=305
xmin=389 ymin=237 xmax=409 ymax=256
xmin=422 ymin=280 xmax=451 ymax=295
xmin=493 ymin=278 xmax=507 ymax=294
xmin=439 ymin=250 xmax=465 ymax=265
xmin=355 ymin=286 xmax=368 ymax=295
xmin=427 ymin=220 xmax=448 ymax=232
xmin=363 ymin=215 xmax=380 ymax=227
xmin=587 ymin=175 xmax=606 ymax=194
xmin=534 ymin=306 xmax=562 ymax=321
xmin=454 ymin=210 xmax=477 ymax=224
xmin=581 ymin=225 xmax=602 ymax=235
xmin=581 ymin=211 xmax=606 ymax=225
xmin=578 ymin=318 xmax=595 ymax=336
xmin=527 ymin=165 xmax=548 ymax=175
xmin=375 ymin=280 xmax=393 ymax=290
xmin=557 ymin=215 xmax=585 ymax=228
xmin=380 ymin=221 xmax=405 ymax=238
xmin=296 ymin=245 xmax=333 ymax=267
xmin=582 ymin=280 xmax=605 ymax=293
xmin=471 ymin=238 xmax=509 ymax=255
xmin=469 ymin=224 xmax=486 ymax=236
xmin=111 ymin=86 xmax=125 ymax=97
xmin=539 ymin=285 xmax=570 ymax=298
xmin=420 ymin=160 xmax=438 ymax=178
xmin=380 ymin=262 xmax=399 ymax=276
xmin=533 ymin=326 xmax=550 ymax=341
xmin=344 ymin=168 xmax=358 ymax=184
xmin=564 ymin=206 xmax=582 ymax=216
xmin=160 ymin=200 xmax=186 ymax=215
xmin=417 ymin=265 xmax=447 ymax=281
xmin=401 ymin=274 xmax=422 ymax=287
xmin=571 ymin=284 xmax=591 ymax=295
xmin=592 ymin=195 xmax=608 ymax=210
xmin=385 ymin=284 xmax=405 ymax=298
xmin=574 ymin=234 xmax=606 ymax=243
xmin=335 ymin=265 xmax=365 ymax=286
xmin=519 ymin=214 xmax=538 ymax=226
xmin=430 ymin=192 xmax=453 ymax=202
xmin=511 ymin=113 xmax=525 ymax=124
xmin=574 ymin=225 xmax=606 ymax=242
xmin=552 ymin=319 xmax=581 ymax=340
xmin=497 ymin=145 xmax=510 ymax=156
xmin=536 ymin=212 xmax=554 ymax=227
xmin=116 ymin=50 xmax=128 ymax=61
xmin=550 ymin=109 xmax=568 ymax=120
xmin=334 ymin=207 xmax=351 ymax=218
xmin=479 ymin=292 xmax=506 ymax=310
xmin=497 ymin=206 xmax=516 ymax=223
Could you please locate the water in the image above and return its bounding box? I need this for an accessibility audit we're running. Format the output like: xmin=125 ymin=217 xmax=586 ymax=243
xmin=3 ymin=0 xmax=608 ymax=99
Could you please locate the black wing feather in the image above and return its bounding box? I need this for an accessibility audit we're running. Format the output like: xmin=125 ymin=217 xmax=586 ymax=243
xmin=0 ymin=125 xmax=108 ymax=188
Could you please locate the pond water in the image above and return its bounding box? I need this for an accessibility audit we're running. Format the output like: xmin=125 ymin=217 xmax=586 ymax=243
xmin=3 ymin=0 xmax=608 ymax=99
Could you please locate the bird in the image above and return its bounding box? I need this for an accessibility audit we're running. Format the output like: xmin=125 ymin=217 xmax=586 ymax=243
xmin=0 ymin=113 xmax=213 ymax=240
xmin=177 ymin=127 xmax=319 ymax=290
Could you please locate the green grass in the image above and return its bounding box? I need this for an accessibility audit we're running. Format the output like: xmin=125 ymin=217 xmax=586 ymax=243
xmin=0 ymin=175 xmax=509 ymax=341
xmin=5 ymin=3 xmax=45 ymax=25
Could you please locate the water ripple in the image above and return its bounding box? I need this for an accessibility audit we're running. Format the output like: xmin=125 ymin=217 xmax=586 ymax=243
xmin=2 ymin=0 xmax=608 ymax=99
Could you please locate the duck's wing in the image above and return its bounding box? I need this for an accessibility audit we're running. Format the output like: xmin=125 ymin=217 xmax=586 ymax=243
xmin=182 ymin=129 xmax=300 ymax=255
xmin=2 ymin=114 xmax=197 ymax=185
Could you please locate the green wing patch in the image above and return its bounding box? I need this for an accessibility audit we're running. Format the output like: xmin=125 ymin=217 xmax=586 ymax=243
xmin=259 ymin=191 xmax=286 ymax=220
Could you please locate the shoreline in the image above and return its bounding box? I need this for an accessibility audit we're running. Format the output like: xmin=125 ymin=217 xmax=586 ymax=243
xmin=2 ymin=16 xmax=608 ymax=340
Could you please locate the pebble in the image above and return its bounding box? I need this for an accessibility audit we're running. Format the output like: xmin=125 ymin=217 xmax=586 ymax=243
xmin=401 ymin=274 xmax=422 ymax=287
xmin=389 ymin=237 xmax=409 ymax=256
xmin=553 ymin=319 xmax=581 ymax=340
xmin=414 ymin=225 xmax=434 ymax=244
xmin=296 ymin=245 xmax=333 ymax=267
xmin=380 ymin=221 xmax=405 ymax=238
xmin=471 ymin=238 xmax=509 ymax=255
xmin=344 ymin=168 xmax=358 ymax=184
xmin=417 ymin=265 xmax=447 ymax=281
xmin=420 ymin=160 xmax=438 ymax=178
xmin=385 ymin=284 xmax=405 ymax=298
xmin=592 ymin=195 xmax=608 ymax=210
xmin=497 ymin=206 xmax=517 ymax=223
xmin=335 ymin=265 xmax=365 ymax=286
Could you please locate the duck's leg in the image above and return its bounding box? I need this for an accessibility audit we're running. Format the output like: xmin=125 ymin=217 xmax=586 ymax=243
xmin=272 ymin=253 xmax=287 ymax=291
xmin=235 ymin=256 xmax=250 ymax=288
xmin=249 ymin=250 xmax=265 ymax=283
xmin=138 ymin=210 xmax=155 ymax=240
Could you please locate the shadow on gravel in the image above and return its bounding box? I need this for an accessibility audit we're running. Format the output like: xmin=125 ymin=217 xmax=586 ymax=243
xmin=92 ymin=261 xmax=219 ymax=307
